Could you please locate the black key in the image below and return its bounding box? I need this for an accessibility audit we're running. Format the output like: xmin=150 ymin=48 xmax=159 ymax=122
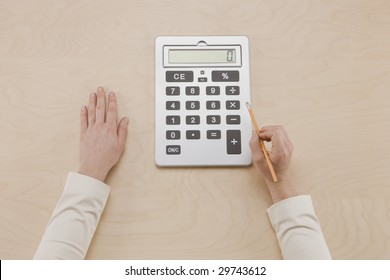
xmin=226 ymin=86 xmax=240 ymax=95
xmin=227 ymin=130 xmax=241 ymax=154
xmin=226 ymin=100 xmax=240 ymax=110
xmin=206 ymin=100 xmax=220 ymax=110
xmin=186 ymin=115 xmax=200 ymax=125
xmin=186 ymin=130 xmax=200 ymax=139
xmin=207 ymin=130 xmax=221 ymax=139
xmin=198 ymin=77 xmax=207 ymax=82
xmin=206 ymin=86 xmax=220 ymax=95
xmin=206 ymin=115 xmax=221 ymax=124
xmin=166 ymin=130 xmax=181 ymax=140
xmin=226 ymin=115 xmax=240 ymax=124
xmin=166 ymin=101 xmax=180 ymax=110
xmin=212 ymin=71 xmax=239 ymax=82
xmin=166 ymin=86 xmax=180 ymax=95
xmin=166 ymin=71 xmax=193 ymax=82
xmin=166 ymin=115 xmax=180 ymax=125
xmin=166 ymin=145 xmax=181 ymax=155
xmin=186 ymin=101 xmax=200 ymax=110
xmin=186 ymin=86 xmax=200 ymax=95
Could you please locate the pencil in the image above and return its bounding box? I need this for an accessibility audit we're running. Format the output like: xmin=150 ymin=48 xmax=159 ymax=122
xmin=246 ymin=102 xmax=278 ymax=183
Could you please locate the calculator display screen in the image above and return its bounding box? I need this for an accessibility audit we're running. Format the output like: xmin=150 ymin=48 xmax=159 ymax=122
xmin=169 ymin=49 xmax=236 ymax=64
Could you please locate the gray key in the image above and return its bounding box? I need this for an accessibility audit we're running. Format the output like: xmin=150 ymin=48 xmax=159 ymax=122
xmin=166 ymin=71 xmax=193 ymax=82
xmin=166 ymin=130 xmax=181 ymax=140
xmin=212 ymin=71 xmax=239 ymax=82
xmin=166 ymin=115 xmax=180 ymax=125
xmin=226 ymin=115 xmax=240 ymax=124
xmin=226 ymin=100 xmax=240 ymax=110
xmin=207 ymin=130 xmax=221 ymax=139
xmin=166 ymin=145 xmax=181 ymax=155
xmin=227 ymin=130 xmax=241 ymax=154
xmin=186 ymin=130 xmax=200 ymax=139
xmin=166 ymin=86 xmax=180 ymax=95
xmin=226 ymin=86 xmax=240 ymax=95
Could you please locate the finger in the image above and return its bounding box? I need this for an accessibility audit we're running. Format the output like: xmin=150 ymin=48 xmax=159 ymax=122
xmin=96 ymin=86 xmax=106 ymax=124
xmin=88 ymin=92 xmax=97 ymax=127
xmin=117 ymin=117 xmax=129 ymax=150
xmin=249 ymin=130 xmax=264 ymax=161
xmin=80 ymin=106 xmax=88 ymax=133
xmin=106 ymin=91 xmax=118 ymax=127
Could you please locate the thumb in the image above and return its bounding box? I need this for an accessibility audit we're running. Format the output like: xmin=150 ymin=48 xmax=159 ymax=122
xmin=117 ymin=117 xmax=129 ymax=149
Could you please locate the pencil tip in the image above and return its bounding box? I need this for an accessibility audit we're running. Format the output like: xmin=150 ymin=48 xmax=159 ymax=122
xmin=246 ymin=102 xmax=251 ymax=110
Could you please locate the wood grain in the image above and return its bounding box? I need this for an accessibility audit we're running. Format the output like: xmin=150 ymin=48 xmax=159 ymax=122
xmin=1 ymin=0 xmax=390 ymax=259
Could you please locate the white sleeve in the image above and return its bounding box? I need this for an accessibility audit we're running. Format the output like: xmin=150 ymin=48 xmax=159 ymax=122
xmin=267 ymin=195 xmax=332 ymax=259
xmin=34 ymin=172 xmax=110 ymax=259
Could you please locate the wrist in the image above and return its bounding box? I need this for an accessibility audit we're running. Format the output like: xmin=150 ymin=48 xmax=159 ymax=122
xmin=78 ymin=165 xmax=108 ymax=182
xmin=265 ymin=173 xmax=298 ymax=204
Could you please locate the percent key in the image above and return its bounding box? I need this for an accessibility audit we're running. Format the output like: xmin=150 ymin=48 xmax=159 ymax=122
xmin=212 ymin=71 xmax=239 ymax=82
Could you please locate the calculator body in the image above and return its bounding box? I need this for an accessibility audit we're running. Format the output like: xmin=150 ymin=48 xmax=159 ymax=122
xmin=155 ymin=36 xmax=251 ymax=166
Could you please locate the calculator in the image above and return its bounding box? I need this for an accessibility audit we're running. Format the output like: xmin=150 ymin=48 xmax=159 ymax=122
xmin=155 ymin=36 xmax=252 ymax=166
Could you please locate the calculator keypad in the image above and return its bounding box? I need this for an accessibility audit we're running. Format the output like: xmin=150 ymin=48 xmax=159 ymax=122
xmin=163 ymin=70 xmax=244 ymax=157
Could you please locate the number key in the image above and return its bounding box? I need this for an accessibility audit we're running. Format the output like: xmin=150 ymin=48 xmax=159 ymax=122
xmin=166 ymin=130 xmax=181 ymax=140
xmin=206 ymin=115 xmax=221 ymax=124
xmin=166 ymin=86 xmax=180 ymax=95
xmin=186 ymin=115 xmax=200 ymax=125
xmin=206 ymin=86 xmax=220 ymax=95
xmin=186 ymin=86 xmax=200 ymax=95
xmin=206 ymin=100 xmax=220 ymax=110
xmin=186 ymin=101 xmax=200 ymax=110
xmin=166 ymin=101 xmax=180 ymax=110
xmin=166 ymin=115 xmax=180 ymax=125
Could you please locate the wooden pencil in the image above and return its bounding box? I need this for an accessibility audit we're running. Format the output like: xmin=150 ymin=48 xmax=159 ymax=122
xmin=246 ymin=102 xmax=278 ymax=183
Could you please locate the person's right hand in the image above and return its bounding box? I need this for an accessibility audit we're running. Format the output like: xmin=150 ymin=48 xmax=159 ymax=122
xmin=249 ymin=126 xmax=298 ymax=203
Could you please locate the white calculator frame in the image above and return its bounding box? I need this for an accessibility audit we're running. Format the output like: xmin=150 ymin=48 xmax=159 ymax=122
xmin=155 ymin=36 xmax=252 ymax=166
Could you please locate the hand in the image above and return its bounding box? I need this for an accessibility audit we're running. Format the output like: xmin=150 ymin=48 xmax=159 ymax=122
xmin=249 ymin=126 xmax=298 ymax=203
xmin=79 ymin=87 xmax=129 ymax=182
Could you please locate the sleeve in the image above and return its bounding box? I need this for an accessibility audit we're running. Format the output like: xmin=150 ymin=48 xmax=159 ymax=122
xmin=267 ymin=195 xmax=332 ymax=260
xmin=33 ymin=172 xmax=110 ymax=260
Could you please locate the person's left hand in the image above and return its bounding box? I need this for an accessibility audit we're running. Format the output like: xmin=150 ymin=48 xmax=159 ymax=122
xmin=79 ymin=87 xmax=129 ymax=182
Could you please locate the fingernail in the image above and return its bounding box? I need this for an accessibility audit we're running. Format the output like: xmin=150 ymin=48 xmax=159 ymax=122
xmin=90 ymin=92 xmax=95 ymax=98
xmin=124 ymin=117 xmax=129 ymax=124
xmin=109 ymin=91 xmax=114 ymax=97
xmin=98 ymin=86 xmax=103 ymax=92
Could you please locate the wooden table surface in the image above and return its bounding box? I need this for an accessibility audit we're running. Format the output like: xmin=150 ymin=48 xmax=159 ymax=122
xmin=1 ymin=0 xmax=390 ymax=259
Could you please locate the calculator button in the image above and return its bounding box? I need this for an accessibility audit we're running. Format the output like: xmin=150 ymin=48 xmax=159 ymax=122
xmin=166 ymin=130 xmax=181 ymax=140
xmin=226 ymin=100 xmax=240 ymax=110
xmin=166 ymin=101 xmax=180 ymax=110
xmin=166 ymin=145 xmax=181 ymax=155
xmin=186 ymin=115 xmax=200 ymax=125
xmin=166 ymin=86 xmax=180 ymax=95
xmin=207 ymin=130 xmax=221 ymax=139
xmin=227 ymin=130 xmax=241 ymax=154
xmin=206 ymin=86 xmax=220 ymax=95
xmin=212 ymin=71 xmax=239 ymax=82
xmin=206 ymin=100 xmax=220 ymax=110
xmin=166 ymin=71 xmax=193 ymax=82
xmin=166 ymin=115 xmax=180 ymax=125
xmin=226 ymin=115 xmax=241 ymax=124
xmin=198 ymin=77 xmax=207 ymax=82
xmin=186 ymin=101 xmax=200 ymax=110
xmin=186 ymin=86 xmax=200 ymax=95
xmin=186 ymin=130 xmax=201 ymax=139
xmin=226 ymin=86 xmax=240 ymax=95
xmin=206 ymin=115 xmax=221 ymax=124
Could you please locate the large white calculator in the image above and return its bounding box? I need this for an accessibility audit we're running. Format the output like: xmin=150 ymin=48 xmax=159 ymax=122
xmin=155 ymin=36 xmax=251 ymax=166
